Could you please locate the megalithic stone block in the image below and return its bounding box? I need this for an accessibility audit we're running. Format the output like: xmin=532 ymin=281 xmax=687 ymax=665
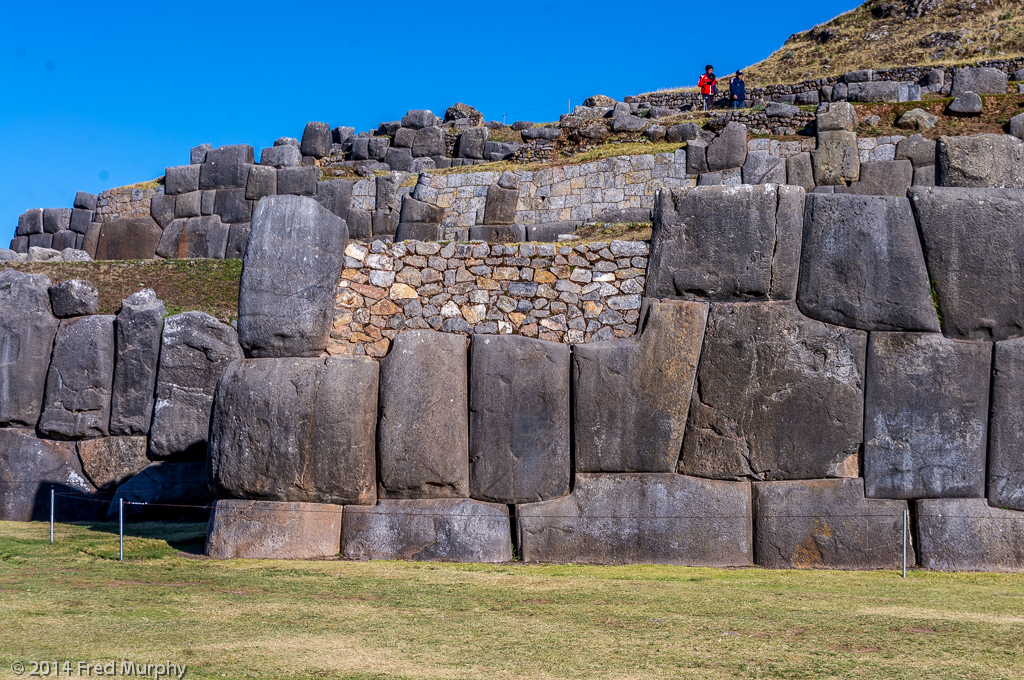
xmin=237 ymin=195 xmax=348 ymax=358
xmin=76 ymin=436 xmax=150 ymax=490
xmin=300 ymin=122 xmax=332 ymax=159
xmin=752 ymin=478 xmax=911 ymax=569
xmin=798 ymin=194 xmax=940 ymax=331
xmin=48 ymin=279 xmax=99 ymax=318
xmin=109 ymin=290 xmax=166 ymax=436
xmin=38 ymin=315 xmax=116 ymax=440
xmin=812 ymin=130 xmax=860 ymax=185
xmin=208 ymin=356 xmax=378 ymax=505
xmin=469 ymin=334 xmax=570 ymax=504
xmin=989 ymin=337 xmax=1024 ymax=511
xmin=483 ymin=184 xmax=518 ymax=225
xmin=199 ymin=145 xmax=254 ymax=190
xmin=156 ymin=216 xmax=229 ymax=259
xmin=915 ymin=498 xmax=1024 ymax=572
xmin=646 ymin=184 xmax=805 ymax=301
xmin=94 ymin=217 xmax=162 ymax=260
xmin=679 ymin=301 xmax=866 ymax=481
xmin=0 ymin=270 xmax=59 ymax=427
xmin=936 ymin=134 xmax=1024 ymax=188
xmin=864 ymin=332 xmax=990 ymax=500
xmin=574 ymin=299 xmax=707 ymax=472
xmin=148 ymin=312 xmax=243 ymax=461
xmin=0 ymin=428 xmax=96 ymax=521
xmin=378 ymin=331 xmax=469 ymax=499
xmin=342 ymin=499 xmax=512 ymax=562
xmin=205 ymin=499 xmax=345 ymax=560
xmin=516 ymin=473 xmax=753 ymax=566
xmin=910 ymin=187 xmax=1024 ymax=340
xmin=705 ymin=122 xmax=747 ymax=171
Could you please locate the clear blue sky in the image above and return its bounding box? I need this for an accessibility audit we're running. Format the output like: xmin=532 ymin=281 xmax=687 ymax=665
xmin=0 ymin=0 xmax=856 ymax=246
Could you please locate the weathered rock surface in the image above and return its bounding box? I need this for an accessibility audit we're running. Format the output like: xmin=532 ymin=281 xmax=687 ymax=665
xmin=895 ymin=134 xmax=937 ymax=167
xmin=950 ymin=67 xmax=1008 ymax=96
xmin=705 ymin=122 xmax=747 ymax=171
xmin=916 ymin=498 xmax=1024 ymax=572
xmin=300 ymin=122 xmax=332 ymax=158
xmin=798 ymin=194 xmax=940 ymax=331
xmin=0 ymin=270 xmax=59 ymax=427
xmin=155 ymin=216 xmax=229 ymax=259
xmin=909 ymin=186 xmax=1024 ymax=340
xmin=108 ymin=290 xmax=165 ymax=436
xmin=679 ymin=302 xmax=866 ymax=481
xmin=948 ymin=92 xmax=983 ymax=115
xmin=238 ymin=195 xmax=348 ymax=358
xmin=813 ymin=130 xmax=860 ymax=185
xmin=205 ymin=499 xmax=344 ymax=560
xmin=76 ymin=436 xmax=149 ymax=490
xmin=38 ymin=315 xmax=116 ymax=440
xmin=864 ymin=332 xmax=990 ymax=499
xmin=741 ymin=151 xmax=786 ymax=184
xmin=786 ymin=152 xmax=815 ymax=191
xmin=378 ymin=331 xmax=468 ymax=499
xmin=936 ymin=134 xmax=1024 ymax=188
xmin=0 ymin=428 xmax=96 ymax=521
xmin=988 ymin=337 xmax=1024 ymax=511
xmin=469 ymin=334 xmax=570 ymax=504
xmin=895 ymin=108 xmax=938 ymax=131
xmin=574 ymin=300 xmax=707 ymax=472
xmin=483 ymin=184 xmax=518 ymax=225
xmin=95 ymin=217 xmax=162 ymax=260
xmin=107 ymin=461 xmax=212 ymax=521
xmin=342 ymin=499 xmax=512 ymax=562
xmin=148 ymin=312 xmax=243 ymax=460
xmin=48 ymin=279 xmax=98 ymax=317
xmin=841 ymin=160 xmax=913 ymax=196
xmin=753 ymin=479 xmax=911 ymax=569
xmin=647 ymin=184 xmax=804 ymax=301
xmin=517 ymin=473 xmax=752 ymax=566
xmin=209 ymin=357 xmax=378 ymax=505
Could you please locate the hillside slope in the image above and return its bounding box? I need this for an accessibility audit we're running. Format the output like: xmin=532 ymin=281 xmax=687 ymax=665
xmin=744 ymin=0 xmax=1024 ymax=85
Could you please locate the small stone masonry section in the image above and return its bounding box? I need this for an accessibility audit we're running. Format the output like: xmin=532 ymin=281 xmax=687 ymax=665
xmin=331 ymin=238 xmax=649 ymax=357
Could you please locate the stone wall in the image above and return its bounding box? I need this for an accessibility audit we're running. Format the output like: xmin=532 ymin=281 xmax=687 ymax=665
xmin=94 ymin=184 xmax=163 ymax=223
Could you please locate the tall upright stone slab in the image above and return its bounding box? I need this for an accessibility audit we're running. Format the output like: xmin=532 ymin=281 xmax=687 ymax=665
xmin=798 ymin=194 xmax=940 ymax=331
xmin=206 ymin=499 xmax=345 ymax=560
xmin=0 ymin=429 xmax=96 ymax=521
xmin=864 ymin=332 xmax=990 ymax=499
xmin=209 ymin=357 xmax=378 ymax=505
xmin=574 ymin=299 xmax=707 ymax=472
xmin=148 ymin=312 xmax=243 ymax=460
xmin=753 ymin=479 xmax=910 ymax=569
xmin=679 ymin=302 xmax=866 ymax=481
xmin=469 ymin=335 xmax=570 ymax=504
xmin=517 ymin=473 xmax=752 ymax=566
xmin=910 ymin=187 xmax=1024 ymax=340
xmin=38 ymin=315 xmax=116 ymax=440
xmin=916 ymin=499 xmax=1024 ymax=572
xmin=109 ymin=290 xmax=166 ymax=436
xmin=646 ymin=184 xmax=805 ymax=301
xmin=0 ymin=270 xmax=59 ymax=427
xmin=813 ymin=102 xmax=860 ymax=185
xmin=378 ymin=331 xmax=469 ymax=499
xmin=237 ymin=195 xmax=348 ymax=358
xmin=989 ymin=337 xmax=1024 ymax=511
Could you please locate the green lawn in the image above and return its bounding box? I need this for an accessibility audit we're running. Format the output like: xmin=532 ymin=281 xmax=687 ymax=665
xmin=0 ymin=521 xmax=1022 ymax=679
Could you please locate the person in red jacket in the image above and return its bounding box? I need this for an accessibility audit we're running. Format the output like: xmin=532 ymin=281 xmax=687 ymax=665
xmin=699 ymin=65 xmax=717 ymax=111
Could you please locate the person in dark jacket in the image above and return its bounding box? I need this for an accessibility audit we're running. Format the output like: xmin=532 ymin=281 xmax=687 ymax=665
xmin=730 ymin=70 xmax=746 ymax=109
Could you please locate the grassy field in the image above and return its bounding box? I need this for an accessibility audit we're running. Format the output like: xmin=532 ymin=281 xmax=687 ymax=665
xmin=1 ymin=522 xmax=1023 ymax=679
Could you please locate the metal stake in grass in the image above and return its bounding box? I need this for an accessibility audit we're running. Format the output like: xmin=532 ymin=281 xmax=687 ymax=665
xmin=119 ymin=498 xmax=124 ymax=562
xmin=49 ymin=486 xmax=54 ymax=544
xmin=902 ymin=508 xmax=908 ymax=579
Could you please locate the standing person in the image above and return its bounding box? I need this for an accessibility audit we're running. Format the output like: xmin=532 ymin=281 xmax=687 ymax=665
xmin=699 ymin=65 xmax=717 ymax=111
xmin=730 ymin=70 xmax=746 ymax=109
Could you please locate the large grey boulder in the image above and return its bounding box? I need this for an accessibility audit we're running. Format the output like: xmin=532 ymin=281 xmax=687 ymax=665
xmin=483 ymin=184 xmax=518 ymax=225
xmin=469 ymin=335 xmax=570 ymax=504
xmin=245 ymin=165 xmax=277 ymax=200
xmin=817 ymin=102 xmax=858 ymax=132
xmin=276 ymin=167 xmax=318 ymax=196
xmin=679 ymin=302 xmax=866 ymax=481
xmin=107 ymin=461 xmax=212 ymax=521
xmin=895 ymin=108 xmax=939 ymax=131
xmin=109 ymin=290 xmax=166 ymax=436
xmin=299 ymin=122 xmax=332 ymax=158
xmin=148 ymin=312 xmax=242 ymax=460
xmin=76 ymin=436 xmax=149 ymax=490
xmin=685 ymin=140 xmax=708 ymax=174
xmin=517 ymin=473 xmax=752 ymax=566
xmin=863 ymin=332 xmax=990 ymax=499
xmin=155 ymin=216 xmax=229 ymax=259
xmin=342 ymin=499 xmax=512 ymax=562
xmin=400 ymin=197 xmax=443 ymax=224
xmin=0 ymin=429 xmax=96 ymax=521
xmin=164 ymin=164 xmax=201 ymax=195
xmin=948 ymin=92 xmax=983 ymax=115
xmin=209 ymin=357 xmax=378 ymax=505
xmin=705 ymin=122 xmax=746 ymax=171
xmin=786 ymin=151 xmax=815 ymax=191
xmin=401 ymin=110 xmax=439 ymax=129
xmin=798 ymin=194 xmax=940 ymax=331
xmin=378 ymin=331 xmax=469 ymax=499
xmin=412 ymin=127 xmax=446 ymax=157
xmin=237 ymin=195 xmax=347 ymax=358
xmin=94 ymin=217 xmax=162 ymax=260
xmin=315 ymin=179 xmax=354 ymax=222
xmin=205 ymin=499 xmax=345 ymax=560
xmin=989 ymin=337 xmax=1024 ymax=511
xmin=765 ymin=102 xmax=801 ymax=118
xmin=813 ymin=130 xmax=860 ymax=185
xmin=38 ymin=315 xmax=116 ymax=440
xmin=753 ymin=479 xmax=911 ymax=569
xmin=916 ymin=499 xmax=1024 ymax=572
xmin=951 ymin=67 xmax=1008 ymax=96
xmin=841 ymin=160 xmax=913 ymax=196
xmin=48 ymin=279 xmax=98 ymax=318
xmin=0 ymin=271 xmax=59 ymax=427
xmin=574 ymin=300 xmax=707 ymax=472
xmin=847 ymin=81 xmax=920 ymax=102
xmin=895 ymin=134 xmax=937 ymax=167
xmin=936 ymin=134 xmax=1024 ymax=188
xmin=741 ymin=151 xmax=786 ymax=184
xmin=909 ymin=186 xmax=1024 ymax=340
xmin=457 ymin=128 xmax=489 ymax=159
xmin=259 ymin=144 xmax=301 ymax=168
xmin=199 ymin=145 xmax=254 ymax=190
xmin=647 ymin=184 xmax=804 ymax=301
xmin=666 ymin=122 xmax=702 ymax=143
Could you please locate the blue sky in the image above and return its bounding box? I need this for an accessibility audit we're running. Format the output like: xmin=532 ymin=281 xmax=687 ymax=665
xmin=0 ymin=0 xmax=856 ymax=246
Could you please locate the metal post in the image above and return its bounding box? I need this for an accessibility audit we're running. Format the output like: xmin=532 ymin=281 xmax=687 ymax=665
xmin=49 ymin=486 xmax=54 ymax=543
xmin=568 ymin=98 xmax=571 ymax=114
xmin=119 ymin=499 xmax=124 ymax=562
xmin=502 ymin=113 xmax=506 ymax=125
xmin=902 ymin=508 xmax=908 ymax=578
